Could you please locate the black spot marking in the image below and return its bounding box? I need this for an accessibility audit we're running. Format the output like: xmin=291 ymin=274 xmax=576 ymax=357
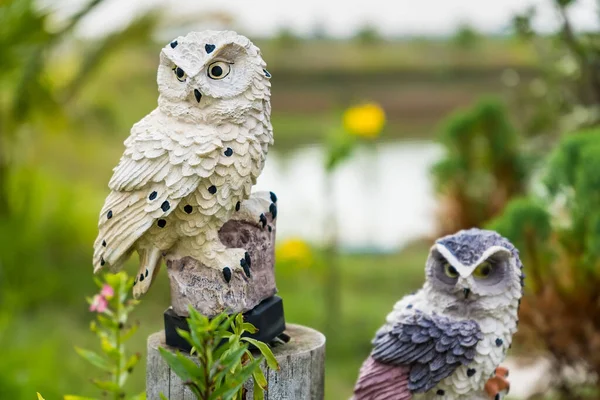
xmin=467 ymin=368 xmax=476 ymax=377
xmin=263 ymin=69 xmax=271 ymax=78
xmin=140 ymin=273 xmax=144 ymax=282
xmin=269 ymin=203 xmax=277 ymax=219
xmin=149 ymin=191 xmax=157 ymax=200
xmin=268 ymin=225 xmax=272 ymax=232
xmin=224 ymin=147 xmax=233 ymax=157
xmin=194 ymin=89 xmax=202 ymax=103
xmin=407 ymin=304 xmax=413 ymax=309
xmin=241 ymin=259 xmax=251 ymax=278
xmin=495 ymin=338 xmax=503 ymax=347
xmin=145 ymin=269 xmax=148 ymax=277
xmin=184 ymin=205 xmax=193 ymax=214
xmin=208 ymin=185 xmax=217 ymax=194
xmin=157 ymin=219 xmax=167 ymax=228
xmin=222 ymin=267 xmax=232 ymax=283
xmin=100 ymin=257 xmax=106 ymax=266
xmin=107 ymin=210 xmax=113 ymax=219
xmin=102 ymin=240 xmax=106 ymax=247
xmin=244 ymin=252 xmax=251 ymax=268
xmin=235 ymin=201 xmax=241 ymax=211
xmin=270 ymin=191 xmax=277 ymax=203
xmin=259 ymin=213 xmax=267 ymax=228
xmin=436 ymin=390 xmax=444 ymax=396
xmin=205 ymin=43 xmax=215 ymax=53
xmin=170 ymin=40 xmax=178 ymax=48
xmin=161 ymin=201 xmax=170 ymax=212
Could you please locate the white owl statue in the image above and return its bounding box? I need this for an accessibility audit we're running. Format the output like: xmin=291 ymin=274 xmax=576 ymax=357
xmin=354 ymin=229 xmax=522 ymax=400
xmin=92 ymin=31 xmax=281 ymax=327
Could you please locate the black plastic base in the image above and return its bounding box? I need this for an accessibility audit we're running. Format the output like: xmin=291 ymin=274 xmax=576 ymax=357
xmin=164 ymin=295 xmax=286 ymax=352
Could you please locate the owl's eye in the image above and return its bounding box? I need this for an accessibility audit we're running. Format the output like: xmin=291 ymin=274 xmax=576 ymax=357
xmin=172 ymin=66 xmax=186 ymax=82
xmin=443 ymin=263 xmax=459 ymax=278
xmin=207 ymin=61 xmax=231 ymax=80
xmin=473 ymin=261 xmax=493 ymax=279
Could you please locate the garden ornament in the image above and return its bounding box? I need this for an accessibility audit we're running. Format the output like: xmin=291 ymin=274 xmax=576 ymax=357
xmin=92 ymin=31 xmax=284 ymax=347
xmin=354 ymin=228 xmax=523 ymax=400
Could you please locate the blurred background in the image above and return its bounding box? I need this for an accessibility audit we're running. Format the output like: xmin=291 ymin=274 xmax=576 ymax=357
xmin=1 ymin=0 xmax=600 ymax=398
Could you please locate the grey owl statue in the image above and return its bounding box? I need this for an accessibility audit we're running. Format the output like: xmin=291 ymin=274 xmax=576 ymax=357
xmin=354 ymin=228 xmax=523 ymax=400
xmin=92 ymin=31 xmax=276 ymax=298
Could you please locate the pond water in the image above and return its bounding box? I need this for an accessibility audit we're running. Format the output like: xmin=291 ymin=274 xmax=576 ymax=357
xmin=255 ymin=141 xmax=443 ymax=252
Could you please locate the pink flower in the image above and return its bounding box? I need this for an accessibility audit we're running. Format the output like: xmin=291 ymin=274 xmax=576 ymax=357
xmin=90 ymin=295 xmax=108 ymax=313
xmin=100 ymin=284 xmax=114 ymax=299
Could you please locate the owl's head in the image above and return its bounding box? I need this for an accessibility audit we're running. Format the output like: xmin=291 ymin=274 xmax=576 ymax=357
xmin=424 ymin=228 xmax=524 ymax=313
xmin=157 ymin=30 xmax=271 ymax=123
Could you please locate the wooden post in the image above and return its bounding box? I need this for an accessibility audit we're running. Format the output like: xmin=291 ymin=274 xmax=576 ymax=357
xmin=146 ymin=324 xmax=326 ymax=400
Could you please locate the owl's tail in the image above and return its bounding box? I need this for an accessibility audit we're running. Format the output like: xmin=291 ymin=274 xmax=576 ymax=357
xmin=132 ymin=246 xmax=162 ymax=299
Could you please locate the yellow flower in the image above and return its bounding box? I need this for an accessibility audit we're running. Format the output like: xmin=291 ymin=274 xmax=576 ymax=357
xmin=276 ymin=238 xmax=314 ymax=269
xmin=343 ymin=103 xmax=386 ymax=139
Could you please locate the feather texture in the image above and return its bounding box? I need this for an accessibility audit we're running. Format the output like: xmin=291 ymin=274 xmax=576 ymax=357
xmin=92 ymin=31 xmax=274 ymax=299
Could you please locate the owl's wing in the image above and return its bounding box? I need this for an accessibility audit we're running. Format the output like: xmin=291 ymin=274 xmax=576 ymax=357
xmin=354 ymin=356 xmax=412 ymax=400
xmin=370 ymin=311 xmax=483 ymax=393
xmin=92 ymin=124 xmax=223 ymax=272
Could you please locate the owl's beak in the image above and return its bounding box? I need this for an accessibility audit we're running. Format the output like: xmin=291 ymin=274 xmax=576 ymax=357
xmin=463 ymin=288 xmax=471 ymax=299
xmin=194 ymin=89 xmax=202 ymax=103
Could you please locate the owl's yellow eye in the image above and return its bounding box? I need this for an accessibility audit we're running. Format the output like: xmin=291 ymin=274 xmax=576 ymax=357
xmin=207 ymin=61 xmax=231 ymax=80
xmin=444 ymin=263 xmax=459 ymax=278
xmin=473 ymin=261 xmax=493 ymax=279
xmin=172 ymin=66 xmax=186 ymax=82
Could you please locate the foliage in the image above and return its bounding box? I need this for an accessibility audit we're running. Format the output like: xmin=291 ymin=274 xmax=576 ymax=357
xmin=353 ymin=25 xmax=382 ymax=45
xmin=159 ymin=307 xmax=279 ymax=400
xmin=509 ymin=0 xmax=600 ymax=138
xmin=488 ymin=129 xmax=600 ymax=399
xmin=452 ymin=23 xmax=481 ymax=50
xmin=431 ymin=97 xmax=529 ymax=234
xmin=67 ymin=273 xmax=144 ymax=400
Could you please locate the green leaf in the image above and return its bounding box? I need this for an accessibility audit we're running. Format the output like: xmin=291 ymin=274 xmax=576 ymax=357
xmin=124 ymin=353 xmax=141 ymax=372
xmin=75 ymin=347 xmax=111 ymax=372
xmin=241 ymin=321 xmax=258 ymax=334
xmin=64 ymin=396 xmax=97 ymax=400
xmin=91 ymin=379 xmax=120 ymax=392
xmin=127 ymin=393 xmax=146 ymax=400
xmin=36 ymin=394 xmax=45 ymax=400
xmin=158 ymin=347 xmax=200 ymax=382
xmin=241 ymin=338 xmax=279 ymax=370
xmin=253 ymin=377 xmax=265 ymax=400
xmin=251 ymin=364 xmax=267 ymax=388
xmin=210 ymin=358 xmax=262 ymax=400
xmin=97 ymin=314 xmax=118 ymax=329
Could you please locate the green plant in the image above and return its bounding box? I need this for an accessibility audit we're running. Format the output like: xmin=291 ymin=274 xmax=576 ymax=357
xmin=432 ymin=97 xmax=529 ymax=234
xmin=488 ymin=129 xmax=600 ymax=399
xmin=159 ymin=307 xmax=279 ymax=400
xmin=67 ymin=272 xmax=144 ymax=400
xmin=509 ymin=0 xmax=600 ymax=138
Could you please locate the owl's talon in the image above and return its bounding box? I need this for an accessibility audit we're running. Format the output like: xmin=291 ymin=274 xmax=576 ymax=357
xmin=244 ymin=252 xmax=251 ymax=268
xmin=241 ymin=258 xmax=251 ymax=278
xmin=259 ymin=213 xmax=267 ymax=228
xmin=222 ymin=267 xmax=232 ymax=283
xmin=270 ymin=191 xmax=277 ymax=203
xmin=485 ymin=366 xmax=511 ymax=399
xmin=269 ymin=203 xmax=277 ymax=219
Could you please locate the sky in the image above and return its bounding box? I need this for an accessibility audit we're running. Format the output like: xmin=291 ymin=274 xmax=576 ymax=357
xmin=51 ymin=0 xmax=599 ymax=39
